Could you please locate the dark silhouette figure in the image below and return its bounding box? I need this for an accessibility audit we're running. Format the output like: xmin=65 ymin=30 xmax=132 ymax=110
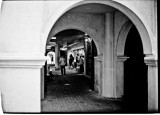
xmin=69 ymin=54 xmax=74 ymax=69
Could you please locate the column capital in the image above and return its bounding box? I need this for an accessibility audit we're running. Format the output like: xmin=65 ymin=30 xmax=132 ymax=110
xmin=94 ymin=54 xmax=103 ymax=61
xmin=0 ymin=53 xmax=47 ymax=68
xmin=117 ymin=55 xmax=129 ymax=62
xmin=144 ymin=55 xmax=158 ymax=67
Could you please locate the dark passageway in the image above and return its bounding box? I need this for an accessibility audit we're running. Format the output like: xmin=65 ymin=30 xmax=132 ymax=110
xmin=43 ymin=28 xmax=130 ymax=113
xmin=41 ymin=68 xmax=126 ymax=113
xmin=124 ymin=26 xmax=148 ymax=113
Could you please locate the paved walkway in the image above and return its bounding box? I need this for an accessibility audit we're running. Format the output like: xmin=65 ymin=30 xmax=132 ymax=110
xmin=41 ymin=67 xmax=126 ymax=113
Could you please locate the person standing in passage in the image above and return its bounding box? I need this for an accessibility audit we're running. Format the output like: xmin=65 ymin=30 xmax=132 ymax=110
xmin=75 ymin=54 xmax=79 ymax=70
xmin=78 ymin=55 xmax=84 ymax=73
xmin=59 ymin=56 xmax=66 ymax=75
xmin=51 ymin=55 xmax=54 ymax=65
xmin=69 ymin=54 xmax=74 ymax=69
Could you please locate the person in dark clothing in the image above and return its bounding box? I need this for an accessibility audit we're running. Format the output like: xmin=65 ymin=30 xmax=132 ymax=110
xmin=76 ymin=54 xmax=79 ymax=63
xmin=69 ymin=54 xmax=74 ymax=69
xmin=75 ymin=54 xmax=79 ymax=70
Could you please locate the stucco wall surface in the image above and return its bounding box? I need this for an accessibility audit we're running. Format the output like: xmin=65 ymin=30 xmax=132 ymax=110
xmin=43 ymin=0 xmax=157 ymax=56
xmin=0 ymin=1 xmax=43 ymax=54
xmin=0 ymin=1 xmax=45 ymax=112
xmin=0 ymin=0 xmax=157 ymax=112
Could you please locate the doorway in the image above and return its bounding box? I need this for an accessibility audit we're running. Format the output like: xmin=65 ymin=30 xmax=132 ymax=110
xmin=85 ymin=39 xmax=98 ymax=90
xmin=41 ymin=29 xmax=118 ymax=113
xmin=124 ymin=25 xmax=148 ymax=112
xmin=44 ymin=29 xmax=98 ymax=96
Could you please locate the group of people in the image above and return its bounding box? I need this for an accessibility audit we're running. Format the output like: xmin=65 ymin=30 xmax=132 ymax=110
xmin=59 ymin=54 xmax=84 ymax=75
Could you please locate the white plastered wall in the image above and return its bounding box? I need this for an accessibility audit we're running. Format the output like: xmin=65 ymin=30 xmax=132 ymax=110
xmin=0 ymin=1 xmax=46 ymax=112
xmin=0 ymin=0 xmax=157 ymax=112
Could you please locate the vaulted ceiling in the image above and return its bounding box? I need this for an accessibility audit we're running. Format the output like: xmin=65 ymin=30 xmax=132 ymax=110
xmin=49 ymin=29 xmax=86 ymax=48
xmin=48 ymin=3 xmax=116 ymax=49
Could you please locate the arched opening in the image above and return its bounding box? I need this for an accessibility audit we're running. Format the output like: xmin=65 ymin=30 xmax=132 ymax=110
xmin=42 ymin=29 xmax=103 ymax=112
xmin=44 ymin=1 xmax=153 ymax=55
xmin=45 ymin=29 xmax=98 ymax=77
xmin=42 ymin=1 xmax=153 ymax=112
xmin=124 ymin=25 xmax=148 ymax=112
xmin=85 ymin=40 xmax=98 ymax=90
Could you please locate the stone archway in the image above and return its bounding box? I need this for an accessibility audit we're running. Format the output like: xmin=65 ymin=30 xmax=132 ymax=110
xmin=44 ymin=10 xmax=103 ymax=96
xmin=44 ymin=27 xmax=99 ymax=93
xmin=46 ymin=12 xmax=101 ymax=56
xmin=116 ymin=21 xmax=133 ymax=56
xmin=43 ymin=0 xmax=156 ymax=111
xmin=123 ymin=25 xmax=148 ymax=112
xmin=47 ymin=27 xmax=99 ymax=74
xmin=115 ymin=21 xmax=133 ymax=98
xmin=47 ymin=28 xmax=99 ymax=55
xmin=43 ymin=0 xmax=153 ymax=55
xmin=116 ymin=20 xmax=157 ymax=111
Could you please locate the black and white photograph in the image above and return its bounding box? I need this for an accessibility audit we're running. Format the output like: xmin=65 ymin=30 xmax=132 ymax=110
xmin=0 ymin=0 xmax=158 ymax=114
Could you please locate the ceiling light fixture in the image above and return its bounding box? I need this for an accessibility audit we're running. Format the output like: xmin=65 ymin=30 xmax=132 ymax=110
xmin=51 ymin=37 xmax=56 ymax=39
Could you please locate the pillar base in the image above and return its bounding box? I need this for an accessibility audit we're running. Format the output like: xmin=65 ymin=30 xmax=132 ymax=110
xmin=0 ymin=53 xmax=46 ymax=112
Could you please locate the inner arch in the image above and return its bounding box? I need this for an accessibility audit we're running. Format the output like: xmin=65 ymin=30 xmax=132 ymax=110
xmin=44 ymin=1 xmax=152 ymax=55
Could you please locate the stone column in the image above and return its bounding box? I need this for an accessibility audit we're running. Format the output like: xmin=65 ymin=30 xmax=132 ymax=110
xmin=41 ymin=66 xmax=45 ymax=99
xmin=0 ymin=54 xmax=46 ymax=112
xmin=94 ymin=55 xmax=103 ymax=94
xmin=144 ymin=55 xmax=158 ymax=112
xmin=55 ymin=44 xmax=60 ymax=68
xmin=116 ymin=55 xmax=129 ymax=98
xmin=0 ymin=1 xmax=46 ymax=112
xmin=102 ymin=12 xmax=115 ymax=97
xmin=84 ymin=39 xmax=87 ymax=75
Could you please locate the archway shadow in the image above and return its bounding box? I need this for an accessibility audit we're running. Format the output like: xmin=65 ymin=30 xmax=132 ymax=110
xmin=124 ymin=25 xmax=148 ymax=113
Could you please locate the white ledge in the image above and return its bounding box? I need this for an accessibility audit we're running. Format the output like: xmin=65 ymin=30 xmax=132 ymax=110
xmin=0 ymin=53 xmax=47 ymax=68
xmin=117 ymin=55 xmax=129 ymax=62
xmin=94 ymin=55 xmax=103 ymax=62
xmin=144 ymin=55 xmax=158 ymax=67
